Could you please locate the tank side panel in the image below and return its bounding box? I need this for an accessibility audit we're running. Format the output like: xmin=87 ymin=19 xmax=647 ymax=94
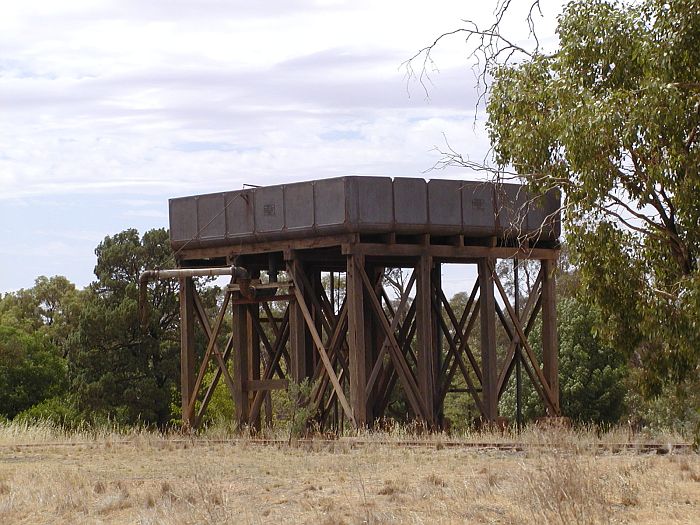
xmin=314 ymin=177 xmax=351 ymax=234
xmin=169 ymin=197 xmax=198 ymax=249
xmin=496 ymin=183 xmax=528 ymax=238
xmin=393 ymin=177 xmax=428 ymax=233
xmin=284 ymin=181 xmax=315 ymax=233
xmin=254 ymin=186 xmax=285 ymax=235
xmin=197 ymin=193 xmax=226 ymax=242
xmin=225 ymin=190 xmax=255 ymax=241
xmin=549 ymin=188 xmax=562 ymax=239
xmin=356 ymin=176 xmax=393 ymax=231
xmin=428 ymin=179 xmax=462 ymax=234
xmin=461 ymin=181 xmax=496 ymax=236
xmin=527 ymin=188 xmax=561 ymax=241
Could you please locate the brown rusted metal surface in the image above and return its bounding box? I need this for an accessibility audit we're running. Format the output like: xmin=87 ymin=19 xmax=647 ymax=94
xmin=169 ymin=177 xmax=560 ymax=250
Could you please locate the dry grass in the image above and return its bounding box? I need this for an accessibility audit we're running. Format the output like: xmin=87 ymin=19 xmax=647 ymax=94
xmin=0 ymin=422 xmax=697 ymax=524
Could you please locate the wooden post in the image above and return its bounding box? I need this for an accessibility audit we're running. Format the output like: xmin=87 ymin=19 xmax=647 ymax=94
xmin=478 ymin=258 xmax=498 ymax=422
xmin=541 ymin=258 xmax=560 ymax=414
xmin=432 ymin=262 xmax=443 ymax=427
xmin=347 ymin=253 xmax=369 ymax=427
xmin=287 ymin=256 xmax=309 ymax=384
xmin=416 ymin=255 xmax=436 ymax=427
xmin=247 ymin=303 xmax=261 ymax=430
xmin=310 ymin=268 xmax=323 ymax=374
xmin=233 ymin=298 xmax=249 ymax=428
xmin=366 ymin=265 xmax=384 ymax=424
xmin=179 ymin=277 xmax=196 ymax=430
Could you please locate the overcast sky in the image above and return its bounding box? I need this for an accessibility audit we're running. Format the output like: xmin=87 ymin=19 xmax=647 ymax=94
xmin=0 ymin=0 xmax=562 ymax=295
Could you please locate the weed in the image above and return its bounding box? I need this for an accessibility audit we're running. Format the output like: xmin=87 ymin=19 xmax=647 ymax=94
xmin=426 ymin=473 xmax=447 ymax=487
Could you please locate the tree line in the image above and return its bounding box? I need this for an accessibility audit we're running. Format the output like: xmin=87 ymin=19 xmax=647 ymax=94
xmin=1 ymin=0 xmax=698 ymax=435
xmin=0 ymin=227 xmax=696 ymax=434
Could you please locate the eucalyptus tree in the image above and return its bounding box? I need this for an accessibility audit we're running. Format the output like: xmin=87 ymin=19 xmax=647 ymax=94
xmin=409 ymin=0 xmax=699 ymax=395
xmin=486 ymin=0 xmax=699 ymax=393
xmin=68 ymin=228 xmax=181 ymax=427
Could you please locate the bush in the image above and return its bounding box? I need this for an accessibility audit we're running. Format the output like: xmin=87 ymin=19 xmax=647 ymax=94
xmin=15 ymin=396 xmax=84 ymax=429
xmin=0 ymin=325 xmax=68 ymax=418
xmin=276 ymin=379 xmax=317 ymax=440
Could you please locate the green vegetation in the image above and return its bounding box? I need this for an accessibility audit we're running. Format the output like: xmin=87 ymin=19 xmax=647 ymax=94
xmin=1 ymin=0 xmax=698 ymax=436
xmin=0 ymin=232 xmax=695 ymax=435
xmin=67 ymin=228 xmax=179 ymax=428
xmin=0 ymin=326 xmax=67 ymax=419
xmin=487 ymin=0 xmax=699 ymax=396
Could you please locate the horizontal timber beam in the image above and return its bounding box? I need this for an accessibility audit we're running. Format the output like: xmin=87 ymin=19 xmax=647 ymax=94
xmin=343 ymin=243 xmax=558 ymax=260
xmin=177 ymin=234 xmax=358 ymax=261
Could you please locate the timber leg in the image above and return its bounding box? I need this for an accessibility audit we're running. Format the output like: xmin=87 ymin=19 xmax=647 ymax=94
xmin=287 ymin=256 xmax=310 ymax=384
xmin=179 ymin=277 xmax=196 ymax=430
xmin=478 ymin=258 xmax=498 ymax=422
xmin=233 ymin=298 xmax=249 ymax=429
xmin=247 ymin=303 xmax=261 ymax=431
xmin=541 ymin=258 xmax=560 ymax=415
xmin=417 ymin=255 xmax=437 ymax=428
xmin=347 ymin=253 xmax=370 ymax=427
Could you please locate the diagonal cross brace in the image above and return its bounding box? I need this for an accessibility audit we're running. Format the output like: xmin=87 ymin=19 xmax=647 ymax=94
xmin=433 ymin=299 xmax=485 ymax=414
xmin=310 ymin=300 xmax=349 ymax=411
xmin=355 ymin=260 xmax=430 ymax=420
xmin=191 ymin=288 xmax=237 ymax=428
xmin=249 ymin=308 xmax=291 ymax=423
xmin=489 ymin=261 xmax=557 ymax=413
xmin=365 ymin=270 xmax=416 ymax=401
xmin=437 ymin=283 xmax=483 ymax=384
xmin=290 ymin=280 xmax=357 ymax=427
xmin=185 ymin=289 xmax=232 ymax=423
xmin=495 ymin=269 xmax=543 ymax=397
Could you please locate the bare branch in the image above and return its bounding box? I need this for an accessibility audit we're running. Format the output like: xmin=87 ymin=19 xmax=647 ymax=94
xmin=403 ymin=1 xmax=543 ymax=105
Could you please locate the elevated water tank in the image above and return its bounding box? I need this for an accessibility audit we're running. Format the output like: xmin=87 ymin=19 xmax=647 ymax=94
xmin=169 ymin=176 xmax=560 ymax=249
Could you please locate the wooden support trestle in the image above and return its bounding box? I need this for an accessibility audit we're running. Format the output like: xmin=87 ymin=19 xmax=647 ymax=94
xmin=175 ymin=239 xmax=561 ymax=431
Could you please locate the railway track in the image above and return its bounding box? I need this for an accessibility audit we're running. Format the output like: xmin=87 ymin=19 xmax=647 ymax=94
xmin=0 ymin=438 xmax=694 ymax=453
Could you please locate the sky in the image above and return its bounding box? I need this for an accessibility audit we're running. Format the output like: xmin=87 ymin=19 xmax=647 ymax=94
xmin=0 ymin=0 xmax=562 ymax=296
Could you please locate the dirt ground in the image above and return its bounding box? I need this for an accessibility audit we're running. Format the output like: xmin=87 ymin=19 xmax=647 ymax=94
xmin=0 ymin=431 xmax=698 ymax=524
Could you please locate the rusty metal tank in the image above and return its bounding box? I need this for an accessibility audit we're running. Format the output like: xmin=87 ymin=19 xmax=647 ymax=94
xmin=169 ymin=176 xmax=560 ymax=250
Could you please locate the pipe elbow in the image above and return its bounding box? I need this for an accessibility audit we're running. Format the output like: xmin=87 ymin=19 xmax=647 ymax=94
xmin=139 ymin=270 xmax=158 ymax=285
xmin=232 ymin=266 xmax=249 ymax=281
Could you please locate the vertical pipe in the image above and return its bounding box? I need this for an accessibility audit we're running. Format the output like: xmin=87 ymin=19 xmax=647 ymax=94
xmin=265 ymin=391 xmax=273 ymax=427
xmin=248 ymin=303 xmax=261 ymax=431
xmin=311 ymin=268 xmax=323 ymax=375
xmin=433 ymin=262 xmax=443 ymax=428
xmin=330 ymin=271 xmax=335 ymax=315
xmin=366 ymin=265 xmax=385 ymax=425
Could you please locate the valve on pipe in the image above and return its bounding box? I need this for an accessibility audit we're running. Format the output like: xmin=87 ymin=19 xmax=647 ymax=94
xmin=138 ymin=265 xmax=250 ymax=330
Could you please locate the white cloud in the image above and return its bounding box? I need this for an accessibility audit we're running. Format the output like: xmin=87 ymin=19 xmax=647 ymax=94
xmin=0 ymin=0 xmax=564 ymax=291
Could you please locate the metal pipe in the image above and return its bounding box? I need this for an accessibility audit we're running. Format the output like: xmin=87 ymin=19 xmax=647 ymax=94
xmin=139 ymin=265 xmax=249 ymax=329
xmin=140 ymin=266 xmax=249 ymax=282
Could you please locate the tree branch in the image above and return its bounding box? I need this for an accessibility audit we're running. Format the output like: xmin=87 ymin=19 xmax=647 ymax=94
xmin=403 ymin=1 xmax=542 ymax=106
